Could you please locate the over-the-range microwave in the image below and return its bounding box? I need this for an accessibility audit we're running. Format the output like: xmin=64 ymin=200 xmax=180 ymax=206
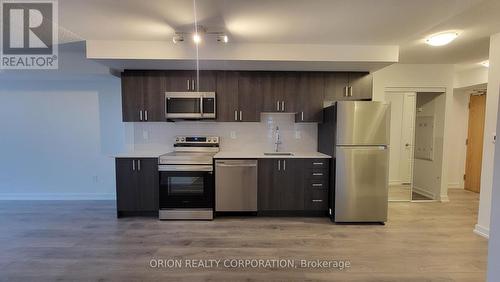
xmin=165 ymin=92 xmax=216 ymax=120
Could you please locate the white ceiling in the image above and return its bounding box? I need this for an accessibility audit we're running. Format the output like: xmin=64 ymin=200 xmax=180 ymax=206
xmin=58 ymin=0 xmax=500 ymax=65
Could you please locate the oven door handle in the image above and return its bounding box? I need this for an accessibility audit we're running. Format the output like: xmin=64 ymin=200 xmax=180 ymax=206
xmin=158 ymin=165 xmax=213 ymax=172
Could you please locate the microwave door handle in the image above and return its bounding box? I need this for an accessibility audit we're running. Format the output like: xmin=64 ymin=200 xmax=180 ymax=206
xmin=200 ymin=96 xmax=204 ymax=117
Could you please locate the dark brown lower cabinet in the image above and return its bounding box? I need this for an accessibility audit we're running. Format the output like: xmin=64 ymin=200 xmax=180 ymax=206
xmin=257 ymin=158 xmax=329 ymax=213
xmin=115 ymin=158 xmax=158 ymax=217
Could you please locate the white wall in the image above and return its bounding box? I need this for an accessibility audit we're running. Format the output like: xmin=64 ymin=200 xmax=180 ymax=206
xmin=447 ymin=88 xmax=470 ymax=189
xmin=454 ymin=67 xmax=489 ymax=89
xmin=131 ymin=113 xmax=318 ymax=153
xmin=0 ymin=79 xmax=124 ymax=200
xmin=373 ymin=64 xmax=455 ymax=201
xmin=477 ymin=33 xmax=500 ymax=238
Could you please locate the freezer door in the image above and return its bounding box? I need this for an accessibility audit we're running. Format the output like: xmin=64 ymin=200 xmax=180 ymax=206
xmin=336 ymin=101 xmax=390 ymax=145
xmin=335 ymin=146 xmax=389 ymax=222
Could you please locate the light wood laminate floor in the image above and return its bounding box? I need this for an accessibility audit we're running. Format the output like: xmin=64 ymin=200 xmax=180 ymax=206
xmin=0 ymin=189 xmax=487 ymax=281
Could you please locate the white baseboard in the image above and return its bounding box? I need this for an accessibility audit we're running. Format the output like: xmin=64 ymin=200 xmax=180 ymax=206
xmin=412 ymin=185 xmax=436 ymax=200
xmin=0 ymin=193 xmax=115 ymax=200
xmin=440 ymin=195 xmax=450 ymax=202
xmin=474 ymin=224 xmax=490 ymax=239
xmin=447 ymin=183 xmax=463 ymax=189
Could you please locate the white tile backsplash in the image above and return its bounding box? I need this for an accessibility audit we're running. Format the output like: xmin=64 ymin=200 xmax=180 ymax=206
xmin=131 ymin=113 xmax=318 ymax=153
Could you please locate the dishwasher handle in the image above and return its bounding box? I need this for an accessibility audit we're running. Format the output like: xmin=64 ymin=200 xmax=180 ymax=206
xmin=216 ymin=163 xmax=257 ymax=167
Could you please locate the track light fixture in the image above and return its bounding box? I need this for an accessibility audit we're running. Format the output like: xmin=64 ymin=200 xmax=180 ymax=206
xmin=172 ymin=26 xmax=228 ymax=44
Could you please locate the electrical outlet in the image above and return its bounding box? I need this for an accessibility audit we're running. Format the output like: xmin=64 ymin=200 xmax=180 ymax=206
xmin=92 ymin=175 xmax=99 ymax=183
xmin=142 ymin=130 xmax=149 ymax=140
xmin=230 ymin=131 xmax=237 ymax=139
xmin=295 ymin=130 xmax=301 ymax=139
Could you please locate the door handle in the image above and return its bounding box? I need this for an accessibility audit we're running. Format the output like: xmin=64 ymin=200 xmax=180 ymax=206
xmin=137 ymin=160 xmax=141 ymax=171
xmin=283 ymin=159 xmax=286 ymax=171
xmin=349 ymin=86 xmax=353 ymax=97
xmin=144 ymin=110 xmax=148 ymax=121
xmin=132 ymin=160 xmax=135 ymax=171
xmin=239 ymin=111 xmax=242 ymax=121
xmin=344 ymin=86 xmax=348 ymax=97
xmin=139 ymin=110 xmax=143 ymax=121
xmin=192 ymin=79 xmax=195 ymax=91
xmin=187 ymin=79 xmax=190 ymax=91
xmin=281 ymin=101 xmax=285 ymax=112
xmin=313 ymin=162 xmax=324 ymax=166
xmin=312 ymin=199 xmax=323 ymax=203
xmin=234 ymin=110 xmax=238 ymax=121
xmin=301 ymin=111 xmax=304 ymax=121
xmin=276 ymin=101 xmax=280 ymax=111
xmin=278 ymin=160 xmax=281 ymax=171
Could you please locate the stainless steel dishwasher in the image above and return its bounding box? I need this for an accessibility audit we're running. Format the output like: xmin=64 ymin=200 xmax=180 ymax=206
xmin=215 ymin=160 xmax=258 ymax=212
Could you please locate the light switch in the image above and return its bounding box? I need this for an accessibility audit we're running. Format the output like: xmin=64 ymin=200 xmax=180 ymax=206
xmin=230 ymin=131 xmax=237 ymax=139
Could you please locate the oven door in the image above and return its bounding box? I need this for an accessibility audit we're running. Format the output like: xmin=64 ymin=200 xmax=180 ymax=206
xmin=158 ymin=165 xmax=214 ymax=209
xmin=165 ymin=93 xmax=202 ymax=119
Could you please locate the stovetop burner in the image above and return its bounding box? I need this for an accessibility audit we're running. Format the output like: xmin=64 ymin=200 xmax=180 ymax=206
xmin=158 ymin=136 xmax=220 ymax=165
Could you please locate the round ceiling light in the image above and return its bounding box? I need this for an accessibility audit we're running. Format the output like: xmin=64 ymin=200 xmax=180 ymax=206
xmin=425 ymin=31 xmax=459 ymax=46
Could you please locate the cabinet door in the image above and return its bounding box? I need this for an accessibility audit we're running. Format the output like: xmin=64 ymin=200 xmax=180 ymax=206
xmin=283 ymin=72 xmax=299 ymax=113
xmin=258 ymin=159 xmax=279 ymax=210
xmin=295 ymin=72 xmax=324 ymax=123
xmin=349 ymin=72 xmax=373 ymax=100
xmin=143 ymin=71 xmax=166 ymax=121
xmin=121 ymin=72 xmax=144 ymax=122
xmin=216 ymin=71 xmax=239 ymax=122
xmin=278 ymin=159 xmax=304 ymax=210
xmin=196 ymin=70 xmax=217 ymax=92
xmin=136 ymin=158 xmax=159 ymax=211
xmin=165 ymin=70 xmax=193 ymax=92
xmin=238 ymin=72 xmax=262 ymax=122
xmin=116 ymin=159 xmax=138 ymax=211
xmin=324 ymin=72 xmax=349 ymax=101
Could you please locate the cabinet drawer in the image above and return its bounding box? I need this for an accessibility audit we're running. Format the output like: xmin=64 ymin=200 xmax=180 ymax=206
xmin=306 ymin=159 xmax=329 ymax=169
xmin=305 ymin=189 xmax=328 ymax=210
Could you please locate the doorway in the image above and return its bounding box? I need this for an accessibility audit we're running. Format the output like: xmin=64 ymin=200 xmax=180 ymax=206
xmin=386 ymin=91 xmax=446 ymax=202
xmin=464 ymin=92 xmax=487 ymax=193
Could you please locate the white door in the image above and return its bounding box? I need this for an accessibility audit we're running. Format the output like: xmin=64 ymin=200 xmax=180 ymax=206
xmin=386 ymin=92 xmax=416 ymax=201
xmin=400 ymin=93 xmax=416 ymax=184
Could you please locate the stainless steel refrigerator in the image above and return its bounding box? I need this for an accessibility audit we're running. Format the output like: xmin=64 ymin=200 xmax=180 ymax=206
xmin=319 ymin=101 xmax=390 ymax=223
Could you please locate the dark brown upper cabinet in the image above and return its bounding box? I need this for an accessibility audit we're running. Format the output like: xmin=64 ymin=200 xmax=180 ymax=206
xmin=324 ymin=72 xmax=373 ymax=101
xmin=294 ymin=72 xmax=325 ymax=123
xmin=216 ymin=71 xmax=239 ymax=122
xmin=236 ymin=72 xmax=264 ymax=122
xmin=121 ymin=71 xmax=165 ymax=122
xmin=165 ymin=70 xmax=216 ymax=92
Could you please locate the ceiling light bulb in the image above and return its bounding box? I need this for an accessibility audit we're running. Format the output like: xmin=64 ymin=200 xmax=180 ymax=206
xmin=193 ymin=33 xmax=201 ymax=44
xmin=217 ymin=34 xmax=229 ymax=43
xmin=480 ymin=60 xmax=490 ymax=68
xmin=425 ymin=32 xmax=459 ymax=46
xmin=222 ymin=35 xmax=228 ymax=43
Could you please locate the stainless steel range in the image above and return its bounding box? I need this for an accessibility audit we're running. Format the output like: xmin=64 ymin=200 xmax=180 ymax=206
xmin=158 ymin=136 xmax=219 ymax=220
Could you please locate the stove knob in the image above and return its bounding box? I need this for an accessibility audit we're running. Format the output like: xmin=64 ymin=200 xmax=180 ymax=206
xmin=180 ymin=137 xmax=185 ymax=142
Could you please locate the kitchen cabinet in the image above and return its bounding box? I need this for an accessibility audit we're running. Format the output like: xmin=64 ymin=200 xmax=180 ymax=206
xmin=257 ymin=158 xmax=329 ymax=213
xmin=294 ymin=72 xmax=325 ymax=123
xmin=121 ymin=71 xmax=165 ymax=122
xmin=165 ymin=70 xmax=216 ymax=92
xmin=237 ymin=72 xmax=264 ymax=122
xmin=324 ymin=72 xmax=372 ymax=101
xmin=115 ymin=158 xmax=159 ymax=217
xmin=216 ymin=71 xmax=239 ymax=122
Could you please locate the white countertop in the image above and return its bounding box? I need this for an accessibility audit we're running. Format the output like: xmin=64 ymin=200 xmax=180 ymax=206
xmin=214 ymin=151 xmax=331 ymax=159
xmin=112 ymin=151 xmax=166 ymax=158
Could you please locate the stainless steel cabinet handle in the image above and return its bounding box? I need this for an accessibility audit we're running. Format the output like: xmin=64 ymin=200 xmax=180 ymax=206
xmin=278 ymin=160 xmax=281 ymax=171
xmin=301 ymin=112 xmax=304 ymax=121
xmin=283 ymin=159 xmax=286 ymax=171
xmin=312 ymin=183 xmax=323 ymax=187
xmin=187 ymin=79 xmax=190 ymax=90
xmin=276 ymin=101 xmax=280 ymax=111
xmin=313 ymin=173 xmax=323 ymax=176
xmin=349 ymin=86 xmax=353 ymax=97
xmin=132 ymin=160 xmax=135 ymax=171
xmin=144 ymin=110 xmax=148 ymax=121
xmin=312 ymin=199 xmax=323 ymax=203
xmin=239 ymin=111 xmax=242 ymax=121
xmin=139 ymin=110 xmax=143 ymax=121
xmin=281 ymin=101 xmax=285 ymax=112
xmin=137 ymin=160 xmax=141 ymax=171
xmin=343 ymin=86 xmax=347 ymax=97
xmin=313 ymin=162 xmax=324 ymax=166
xmin=234 ymin=110 xmax=238 ymax=121
xmin=192 ymin=79 xmax=195 ymax=91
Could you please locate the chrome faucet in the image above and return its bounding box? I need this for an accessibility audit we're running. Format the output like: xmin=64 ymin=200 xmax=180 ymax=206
xmin=274 ymin=126 xmax=282 ymax=152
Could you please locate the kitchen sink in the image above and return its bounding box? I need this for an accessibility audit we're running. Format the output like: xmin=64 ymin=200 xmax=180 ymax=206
xmin=264 ymin=152 xmax=294 ymax=156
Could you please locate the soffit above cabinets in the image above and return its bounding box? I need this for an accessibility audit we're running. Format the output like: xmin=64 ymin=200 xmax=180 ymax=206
xmin=86 ymin=41 xmax=399 ymax=72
